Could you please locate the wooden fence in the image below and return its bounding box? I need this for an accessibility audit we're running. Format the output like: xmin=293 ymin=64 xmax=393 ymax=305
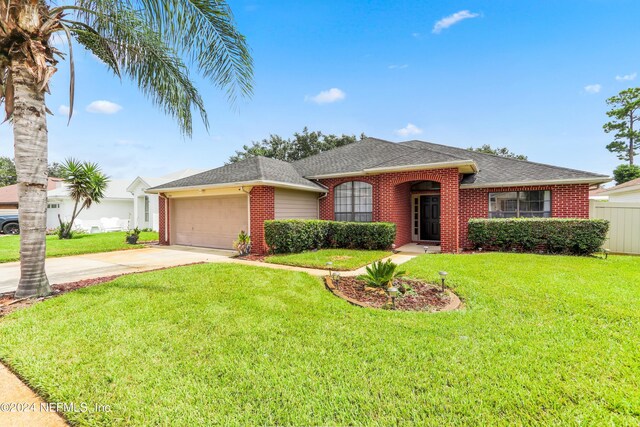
xmin=590 ymin=201 xmax=640 ymax=254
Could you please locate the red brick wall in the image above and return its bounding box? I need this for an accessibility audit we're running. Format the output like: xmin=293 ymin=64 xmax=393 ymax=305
xmin=250 ymin=186 xmax=275 ymax=254
xmin=458 ymin=183 xmax=590 ymax=248
xmin=158 ymin=194 xmax=169 ymax=245
xmin=318 ymin=168 xmax=461 ymax=253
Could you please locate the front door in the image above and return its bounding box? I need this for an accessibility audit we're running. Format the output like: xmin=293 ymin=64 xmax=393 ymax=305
xmin=419 ymin=195 xmax=441 ymax=241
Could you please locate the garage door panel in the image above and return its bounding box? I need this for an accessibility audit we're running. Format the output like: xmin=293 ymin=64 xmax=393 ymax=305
xmin=171 ymin=196 xmax=248 ymax=249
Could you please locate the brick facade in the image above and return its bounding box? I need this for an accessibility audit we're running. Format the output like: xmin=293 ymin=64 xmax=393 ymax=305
xmin=458 ymin=183 xmax=590 ymax=249
xmin=249 ymin=186 xmax=275 ymax=254
xmin=157 ymin=172 xmax=591 ymax=255
xmin=318 ymin=168 xmax=461 ymax=252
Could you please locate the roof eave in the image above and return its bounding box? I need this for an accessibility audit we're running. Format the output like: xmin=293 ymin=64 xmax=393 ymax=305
xmin=305 ymin=160 xmax=478 ymax=179
xmin=460 ymin=176 xmax=611 ymax=189
xmin=597 ymin=183 xmax=640 ymax=195
xmin=146 ymin=179 xmax=327 ymax=194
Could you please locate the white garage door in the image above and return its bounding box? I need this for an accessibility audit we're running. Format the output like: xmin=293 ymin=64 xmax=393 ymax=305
xmin=171 ymin=195 xmax=248 ymax=249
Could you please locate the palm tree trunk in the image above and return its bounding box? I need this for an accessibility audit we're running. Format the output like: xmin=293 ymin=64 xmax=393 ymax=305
xmin=12 ymin=58 xmax=51 ymax=297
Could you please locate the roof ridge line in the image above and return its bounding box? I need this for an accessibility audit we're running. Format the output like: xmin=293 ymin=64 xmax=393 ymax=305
xmin=406 ymin=140 xmax=608 ymax=177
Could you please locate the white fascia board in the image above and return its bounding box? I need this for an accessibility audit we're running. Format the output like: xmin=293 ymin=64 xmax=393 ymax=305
xmin=460 ymin=176 xmax=611 ymax=189
xmin=146 ymin=180 xmax=327 ymax=194
xmin=305 ymin=160 xmax=478 ymax=179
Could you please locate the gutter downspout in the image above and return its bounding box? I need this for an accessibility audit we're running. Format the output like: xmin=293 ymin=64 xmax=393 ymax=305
xmin=240 ymin=186 xmax=251 ymax=236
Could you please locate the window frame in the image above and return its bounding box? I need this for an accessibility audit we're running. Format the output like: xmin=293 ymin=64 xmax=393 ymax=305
xmin=334 ymin=181 xmax=373 ymax=222
xmin=488 ymin=190 xmax=551 ymax=218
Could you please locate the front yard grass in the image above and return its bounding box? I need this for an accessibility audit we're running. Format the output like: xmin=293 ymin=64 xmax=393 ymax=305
xmin=0 ymin=231 xmax=158 ymax=263
xmin=0 ymin=253 xmax=639 ymax=425
xmin=265 ymin=248 xmax=391 ymax=270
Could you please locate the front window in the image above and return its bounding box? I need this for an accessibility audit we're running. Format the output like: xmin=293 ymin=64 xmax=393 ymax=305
xmin=489 ymin=190 xmax=551 ymax=218
xmin=334 ymin=181 xmax=372 ymax=222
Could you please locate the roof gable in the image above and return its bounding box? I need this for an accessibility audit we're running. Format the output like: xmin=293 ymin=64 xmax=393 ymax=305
xmin=400 ymin=140 xmax=609 ymax=187
xmin=149 ymin=156 xmax=326 ymax=192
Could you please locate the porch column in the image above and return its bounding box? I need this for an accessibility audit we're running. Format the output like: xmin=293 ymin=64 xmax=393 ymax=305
xmin=440 ymin=170 xmax=460 ymax=253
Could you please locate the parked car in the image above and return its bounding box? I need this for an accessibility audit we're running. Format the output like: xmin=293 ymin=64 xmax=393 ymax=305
xmin=0 ymin=214 xmax=19 ymax=234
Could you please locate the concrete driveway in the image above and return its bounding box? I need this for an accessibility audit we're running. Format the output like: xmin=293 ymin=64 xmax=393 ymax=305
xmin=0 ymin=246 xmax=234 ymax=294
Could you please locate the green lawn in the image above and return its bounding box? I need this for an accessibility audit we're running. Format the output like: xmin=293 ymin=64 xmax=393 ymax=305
xmin=0 ymin=231 xmax=158 ymax=263
xmin=0 ymin=254 xmax=639 ymax=425
xmin=265 ymin=248 xmax=391 ymax=270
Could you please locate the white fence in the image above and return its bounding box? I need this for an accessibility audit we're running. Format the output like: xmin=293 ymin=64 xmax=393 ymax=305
xmin=590 ymin=201 xmax=640 ymax=254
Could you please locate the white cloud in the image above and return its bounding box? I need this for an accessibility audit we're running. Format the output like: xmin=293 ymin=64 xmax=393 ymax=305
xmin=395 ymin=123 xmax=423 ymax=137
xmin=584 ymin=84 xmax=601 ymax=94
xmin=305 ymin=88 xmax=346 ymax=105
xmin=86 ymin=100 xmax=122 ymax=114
xmin=58 ymin=105 xmax=70 ymax=116
xmin=411 ymin=32 xmax=421 ymax=39
xmin=388 ymin=64 xmax=409 ymax=70
xmin=432 ymin=10 xmax=480 ymax=34
xmin=615 ymin=72 xmax=637 ymax=82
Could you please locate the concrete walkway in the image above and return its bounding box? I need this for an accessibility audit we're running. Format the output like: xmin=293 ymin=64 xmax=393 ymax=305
xmin=0 ymin=363 xmax=67 ymax=426
xmin=0 ymin=246 xmax=234 ymax=294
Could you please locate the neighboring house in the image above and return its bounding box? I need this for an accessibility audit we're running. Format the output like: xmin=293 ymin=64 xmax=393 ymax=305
xmin=594 ymin=177 xmax=640 ymax=202
xmin=47 ymin=179 xmax=135 ymax=232
xmin=0 ymin=178 xmax=63 ymax=214
xmin=147 ymin=137 xmax=610 ymax=254
xmin=589 ymin=186 xmax=609 ymax=201
xmin=47 ymin=169 xmax=205 ymax=233
xmin=127 ymin=169 xmax=205 ymax=231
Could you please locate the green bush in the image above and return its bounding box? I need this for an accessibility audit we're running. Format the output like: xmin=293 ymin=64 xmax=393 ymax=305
xmin=468 ymin=218 xmax=609 ymax=256
xmin=264 ymin=220 xmax=396 ymax=254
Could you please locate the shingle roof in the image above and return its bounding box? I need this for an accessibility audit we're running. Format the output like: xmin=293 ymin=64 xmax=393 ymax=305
xmin=149 ymin=156 xmax=326 ymax=192
xmin=149 ymin=137 xmax=609 ymax=193
xmin=399 ymin=140 xmax=609 ymax=186
xmin=597 ymin=177 xmax=640 ymax=194
xmin=292 ymin=137 xmax=472 ymax=177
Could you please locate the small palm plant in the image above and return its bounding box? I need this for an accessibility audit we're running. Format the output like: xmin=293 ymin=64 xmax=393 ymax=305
xmin=358 ymin=259 xmax=405 ymax=289
xmin=58 ymin=159 xmax=109 ymax=239
xmin=233 ymin=230 xmax=251 ymax=256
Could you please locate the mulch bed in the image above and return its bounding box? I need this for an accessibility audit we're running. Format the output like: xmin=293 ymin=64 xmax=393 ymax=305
xmin=333 ymin=277 xmax=451 ymax=311
xmin=0 ymin=262 xmax=204 ymax=317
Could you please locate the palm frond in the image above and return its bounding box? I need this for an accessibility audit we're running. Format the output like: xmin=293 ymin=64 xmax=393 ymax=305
xmin=75 ymin=0 xmax=253 ymax=104
xmin=70 ymin=8 xmax=207 ymax=136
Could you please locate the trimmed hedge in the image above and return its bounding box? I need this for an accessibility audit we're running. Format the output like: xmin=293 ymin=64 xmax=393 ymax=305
xmin=264 ymin=220 xmax=396 ymax=254
xmin=467 ymin=218 xmax=609 ymax=255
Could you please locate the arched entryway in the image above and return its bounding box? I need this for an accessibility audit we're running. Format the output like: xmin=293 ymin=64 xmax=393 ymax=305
xmin=410 ymin=181 xmax=441 ymax=242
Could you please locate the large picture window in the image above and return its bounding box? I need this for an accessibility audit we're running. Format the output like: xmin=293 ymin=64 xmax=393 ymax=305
xmin=334 ymin=181 xmax=373 ymax=222
xmin=489 ymin=190 xmax=551 ymax=218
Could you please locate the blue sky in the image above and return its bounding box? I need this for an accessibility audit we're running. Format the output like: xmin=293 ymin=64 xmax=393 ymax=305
xmin=2 ymin=0 xmax=639 ymax=180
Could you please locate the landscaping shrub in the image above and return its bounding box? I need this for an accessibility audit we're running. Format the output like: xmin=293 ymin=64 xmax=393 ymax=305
xmin=264 ymin=220 xmax=396 ymax=254
xmin=468 ymin=218 xmax=609 ymax=255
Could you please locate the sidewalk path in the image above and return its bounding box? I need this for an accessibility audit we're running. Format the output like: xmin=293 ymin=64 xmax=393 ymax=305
xmin=0 ymin=363 xmax=67 ymax=426
xmin=0 ymin=247 xmax=233 ymax=294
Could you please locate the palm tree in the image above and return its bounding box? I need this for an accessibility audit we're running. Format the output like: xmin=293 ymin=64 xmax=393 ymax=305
xmin=2 ymin=1 xmax=253 ymax=297
xmin=57 ymin=159 xmax=109 ymax=239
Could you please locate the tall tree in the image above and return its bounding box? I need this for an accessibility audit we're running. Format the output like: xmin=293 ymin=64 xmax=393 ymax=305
xmin=229 ymin=127 xmax=363 ymax=163
xmin=603 ymin=87 xmax=640 ymax=165
xmin=1 ymin=1 xmax=253 ymax=297
xmin=0 ymin=157 xmax=17 ymax=186
xmin=612 ymin=164 xmax=640 ymax=185
xmin=467 ymin=144 xmax=528 ymax=160
xmin=48 ymin=162 xmax=65 ymax=178
xmin=57 ymin=159 xmax=109 ymax=239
